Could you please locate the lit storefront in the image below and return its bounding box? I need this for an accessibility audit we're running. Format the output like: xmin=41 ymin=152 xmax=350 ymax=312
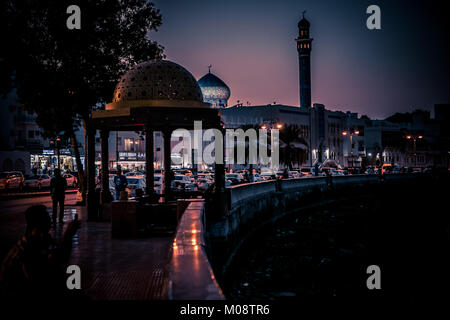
xmin=30 ymin=148 xmax=84 ymax=173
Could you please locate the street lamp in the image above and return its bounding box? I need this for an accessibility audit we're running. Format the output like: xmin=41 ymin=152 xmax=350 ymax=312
xmin=342 ymin=129 xmax=359 ymax=168
xmin=406 ymin=134 xmax=423 ymax=166
xmin=261 ymin=121 xmax=282 ymax=130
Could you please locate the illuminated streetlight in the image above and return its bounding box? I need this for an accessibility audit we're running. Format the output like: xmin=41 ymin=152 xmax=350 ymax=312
xmin=342 ymin=128 xmax=360 ymax=168
xmin=405 ymin=134 xmax=424 ymax=165
xmin=276 ymin=123 xmax=283 ymax=129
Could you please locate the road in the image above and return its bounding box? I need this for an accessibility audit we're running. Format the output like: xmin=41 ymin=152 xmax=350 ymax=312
xmin=0 ymin=193 xmax=77 ymax=215
xmin=0 ymin=193 xmax=77 ymax=258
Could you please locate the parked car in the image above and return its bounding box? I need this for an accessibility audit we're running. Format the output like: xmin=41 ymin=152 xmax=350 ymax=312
xmin=275 ymin=171 xmax=293 ymax=179
xmin=174 ymin=169 xmax=192 ymax=176
xmin=225 ymin=173 xmax=244 ymax=183
xmin=260 ymin=172 xmax=275 ymax=180
xmin=198 ymin=173 xmax=214 ymax=182
xmin=381 ymin=164 xmax=393 ymax=174
xmin=197 ymin=178 xmax=211 ymax=190
xmin=63 ymin=173 xmax=78 ymax=187
xmin=25 ymin=174 xmax=51 ymax=190
xmin=125 ymin=171 xmax=144 ymax=177
xmin=226 ymin=177 xmax=241 ymax=186
xmin=299 ymin=167 xmax=312 ymax=177
xmin=251 ymin=173 xmax=265 ymax=182
xmin=126 ymin=177 xmax=146 ymax=197
xmin=172 ymin=175 xmax=195 ymax=191
xmin=328 ymin=168 xmax=344 ymax=176
xmin=0 ymin=171 xmax=25 ymax=191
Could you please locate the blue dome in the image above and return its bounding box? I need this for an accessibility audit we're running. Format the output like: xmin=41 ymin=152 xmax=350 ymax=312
xmin=198 ymin=72 xmax=231 ymax=101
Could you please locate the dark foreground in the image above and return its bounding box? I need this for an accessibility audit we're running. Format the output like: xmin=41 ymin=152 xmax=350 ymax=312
xmin=224 ymin=174 xmax=450 ymax=300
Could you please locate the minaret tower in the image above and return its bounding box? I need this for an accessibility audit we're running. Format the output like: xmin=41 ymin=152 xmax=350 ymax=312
xmin=296 ymin=11 xmax=313 ymax=108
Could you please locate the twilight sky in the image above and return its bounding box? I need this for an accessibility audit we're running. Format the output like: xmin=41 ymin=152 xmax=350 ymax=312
xmin=149 ymin=0 xmax=450 ymax=119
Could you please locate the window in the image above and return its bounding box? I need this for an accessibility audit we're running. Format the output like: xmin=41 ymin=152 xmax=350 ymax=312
xmin=28 ymin=131 xmax=34 ymax=138
xmin=124 ymin=138 xmax=134 ymax=151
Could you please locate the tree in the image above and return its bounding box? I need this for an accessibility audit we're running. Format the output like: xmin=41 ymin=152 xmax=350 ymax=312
xmin=279 ymin=124 xmax=308 ymax=170
xmin=1 ymin=0 xmax=164 ymax=197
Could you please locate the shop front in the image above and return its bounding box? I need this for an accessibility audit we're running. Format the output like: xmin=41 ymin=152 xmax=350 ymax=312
xmin=30 ymin=149 xmax=84 ymax=174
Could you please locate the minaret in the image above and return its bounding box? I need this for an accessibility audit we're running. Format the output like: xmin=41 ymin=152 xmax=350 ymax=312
xmin=296 ymin=12 xmax=313 ymax=108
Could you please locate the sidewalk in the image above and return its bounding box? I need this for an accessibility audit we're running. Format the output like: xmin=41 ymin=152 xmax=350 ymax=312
xmin=1 ymin=203 xmax=172 ymax=300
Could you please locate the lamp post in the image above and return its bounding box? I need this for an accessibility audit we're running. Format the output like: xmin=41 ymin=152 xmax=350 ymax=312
xmin=342 ymin=129 xmax=359 ymax=168
xmin=406 ymin=134 xmax=423 ymax=166
xmin=261 ymin=121 xmax=283 ymax=171
xmin=261 ymin=121 xmax=282 ymax=130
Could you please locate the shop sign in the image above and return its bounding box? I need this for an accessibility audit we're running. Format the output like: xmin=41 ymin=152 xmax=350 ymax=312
xmin=43 ymin=149 xmax=55 ymax=155
xmin=59 ymin=148 xmax=72 ymax=155
xmin=119 ymin=152 xmax=137 ymax=160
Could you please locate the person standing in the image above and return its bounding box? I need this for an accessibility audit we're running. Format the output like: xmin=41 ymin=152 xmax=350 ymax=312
xmin=50 ymin=168 xmax=67 ymax=225
xmin=113 ymin=167 xmax=128 ymax=200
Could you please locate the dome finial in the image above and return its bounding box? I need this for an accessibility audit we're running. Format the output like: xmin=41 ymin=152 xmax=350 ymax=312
xmin=208 ymin=64 xmax=212 ymax=74
xmin=302 ymin=10 xmax=306 ymax=19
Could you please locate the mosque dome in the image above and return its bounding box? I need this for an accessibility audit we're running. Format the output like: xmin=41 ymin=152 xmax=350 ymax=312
xmin=198 ymin=71 xmax=231 ymax=108
xmin=107 ymin=60 xmax=207 ymax=110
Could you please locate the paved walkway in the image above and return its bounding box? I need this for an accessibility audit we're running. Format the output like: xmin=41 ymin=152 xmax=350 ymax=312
xmin=0 ymin=197 xmax=172 ymax=300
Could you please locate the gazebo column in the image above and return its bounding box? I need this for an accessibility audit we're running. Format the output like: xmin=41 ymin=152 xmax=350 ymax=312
xmin=163 ymin=128 xmax=172 ymax=202
xmin=214 ymin=127 xmax=227 ymax=216
xmin=100 ymin=129 xmax=110 ymax=204
xmin=86 ymin=126 xmax=98 ymax=221
xmin=145 ymin=127 xmax=154 ymax=196
xmin=214 ymin=128 xmax=226 ymax=192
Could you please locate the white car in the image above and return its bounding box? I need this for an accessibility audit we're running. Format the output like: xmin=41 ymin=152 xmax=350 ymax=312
xmin=260 ymin=172 xmax=275 ymax=180
xmin=225 ymin=173 xmax=244 ymax=182
xmin=63 ymin=173 xmax=78 ymax=187
xmin=25 ymin=174 xmax=51 ymax=190
xmin=126 ymin=177 xmax=146 ymax=197
xmin=172 ymin=175 xmax=195 ymax=191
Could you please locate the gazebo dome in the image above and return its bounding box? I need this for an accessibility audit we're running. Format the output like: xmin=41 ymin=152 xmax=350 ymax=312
xmin=107 ymin=60 xmax=207 ymax=110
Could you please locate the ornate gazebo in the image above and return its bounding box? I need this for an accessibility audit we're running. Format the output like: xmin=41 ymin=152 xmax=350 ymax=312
xmin=86 ymin=60 xmax=225 ymax=219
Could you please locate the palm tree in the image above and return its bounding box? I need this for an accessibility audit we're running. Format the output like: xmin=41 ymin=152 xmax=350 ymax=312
xmin=279 ymin=124 xmax=308 ymax=170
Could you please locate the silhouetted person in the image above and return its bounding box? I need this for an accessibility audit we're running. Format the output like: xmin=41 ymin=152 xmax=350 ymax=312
xmin=326 ymin=170 xmax=332 ymax=186
xmin=282 ymin=168 xmax=289 ymax=179
xmin=243 ymin=170 xmax=250 ymax=182
xmin=314 ymin=163 xmax=319 ymax=176
xmin=113 ymin=168 xmax=128 ymax=200
xmin=0 ymin=205 xmax=80 ymax=299
xmin=51 ymin=168 xmax=67 ymax=225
